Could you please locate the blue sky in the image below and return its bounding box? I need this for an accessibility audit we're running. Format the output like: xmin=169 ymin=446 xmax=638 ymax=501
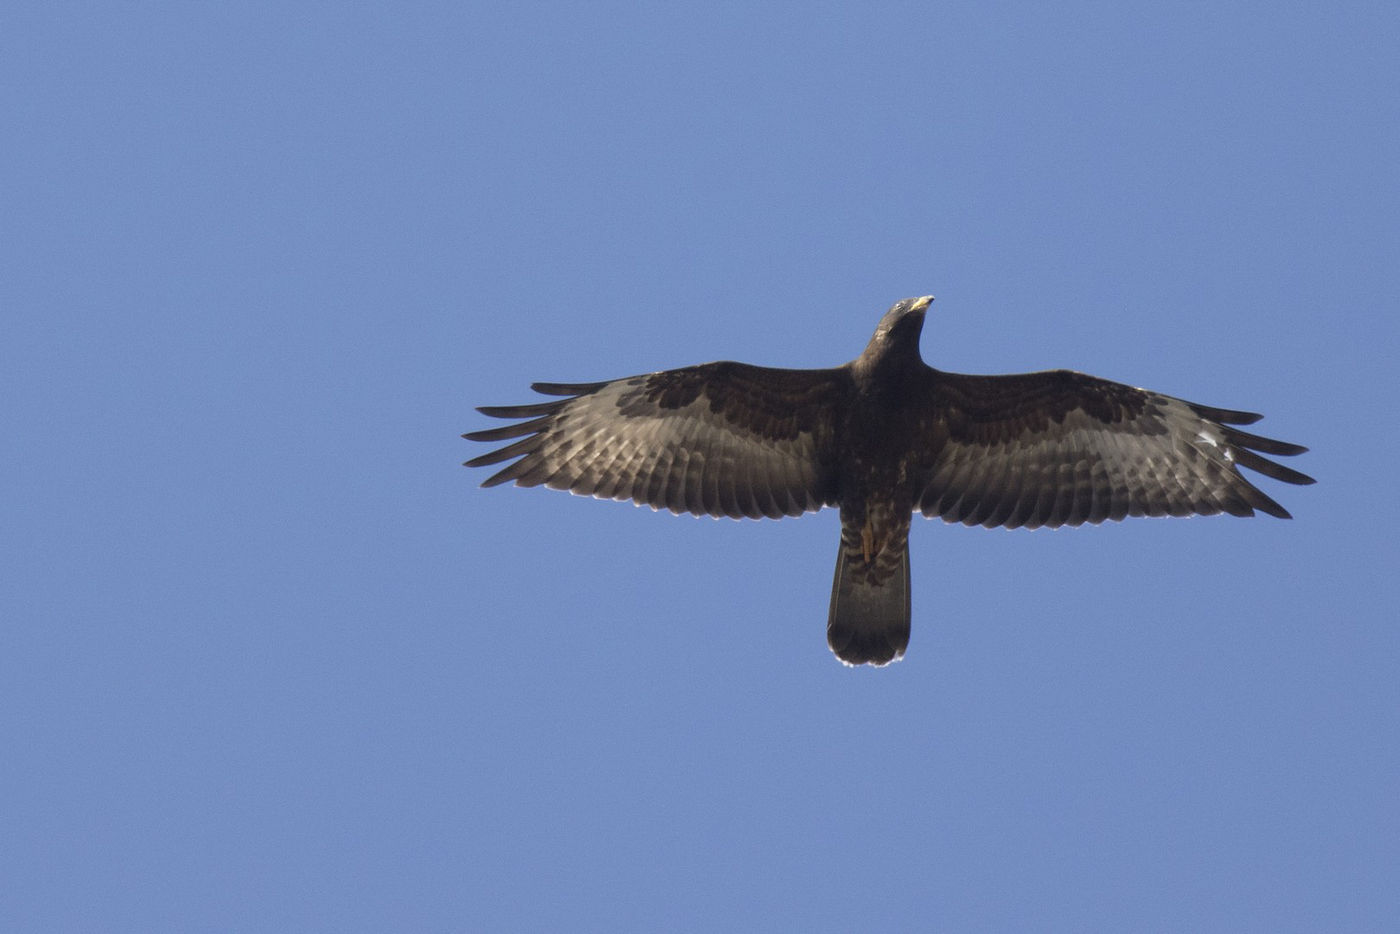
xmin=4 ymin=2 xmax=1398 ymax=931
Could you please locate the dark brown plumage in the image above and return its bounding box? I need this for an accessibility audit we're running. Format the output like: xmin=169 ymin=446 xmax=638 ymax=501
xmin=464 ymin=297 xmax=1313 ymax=666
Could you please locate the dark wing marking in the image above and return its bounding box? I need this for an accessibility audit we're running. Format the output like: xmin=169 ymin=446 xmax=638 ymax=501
xmin=914 ymin=369 xmax=1314 ymax=529
xmin=464 ymin=362 xmax=849 ymax=519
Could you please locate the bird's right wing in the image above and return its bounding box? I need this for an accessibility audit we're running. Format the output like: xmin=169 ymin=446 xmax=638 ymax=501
xmin=465 ymin=362 xmax=849 ymax=519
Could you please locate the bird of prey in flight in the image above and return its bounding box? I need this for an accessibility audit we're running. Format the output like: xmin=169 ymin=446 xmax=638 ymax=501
xmin=464 ymin=297 xmax=1313 ymax=666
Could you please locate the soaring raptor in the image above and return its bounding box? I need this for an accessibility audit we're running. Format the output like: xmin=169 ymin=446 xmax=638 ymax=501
xmin=464 ymin=297 xmax=1313 ymax=666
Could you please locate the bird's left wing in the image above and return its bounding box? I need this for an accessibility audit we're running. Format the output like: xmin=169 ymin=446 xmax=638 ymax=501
xmin=911 ymin=369 xmax=1314 ymax=529
xmin=465 ymin=362 xmax=849 ymax=519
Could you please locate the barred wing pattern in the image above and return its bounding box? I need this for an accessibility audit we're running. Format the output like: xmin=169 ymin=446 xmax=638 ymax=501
xmin=465 ymin=362 xmax=848 ymax=519
xmin=915 ymin=369 xmax=1314 ymax=530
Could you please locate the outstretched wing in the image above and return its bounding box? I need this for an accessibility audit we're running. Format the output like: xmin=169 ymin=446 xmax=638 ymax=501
xmin=464 ymin=362 xmax=849 ymax=519
xmin=914 ymin=369 xmax=1314 ymax=529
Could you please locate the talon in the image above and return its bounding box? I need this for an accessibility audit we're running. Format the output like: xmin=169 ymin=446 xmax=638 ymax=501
xmin=861 ymin=520 xmax=875 ymax=565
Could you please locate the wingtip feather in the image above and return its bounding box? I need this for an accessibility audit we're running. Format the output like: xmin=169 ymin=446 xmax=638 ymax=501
xmin=530 ymin=380 xmax=610 ymax=396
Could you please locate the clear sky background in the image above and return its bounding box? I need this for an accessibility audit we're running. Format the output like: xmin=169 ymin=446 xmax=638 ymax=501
xmin=4 ymin=2 xmax=1398 ymax=931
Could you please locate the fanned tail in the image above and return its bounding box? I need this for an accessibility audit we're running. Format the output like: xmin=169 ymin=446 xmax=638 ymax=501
xmin=827 ymin=539 xmax=911 ymax=666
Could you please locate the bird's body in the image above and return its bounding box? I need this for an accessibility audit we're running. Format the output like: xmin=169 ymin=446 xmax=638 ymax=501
xmin=826 ymin=308 xmax=930 ymax=661
xmin=465 ymin=297 xmax=1313 ymax=666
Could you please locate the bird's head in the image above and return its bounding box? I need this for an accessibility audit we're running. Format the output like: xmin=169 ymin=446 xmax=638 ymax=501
xmin=884 ymin=294 xmax=933 ymax=326
xmin=864 ymin=295 xmax=933 ymax=355
xmin=854 ymin=296 xmax=934 ymax=375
